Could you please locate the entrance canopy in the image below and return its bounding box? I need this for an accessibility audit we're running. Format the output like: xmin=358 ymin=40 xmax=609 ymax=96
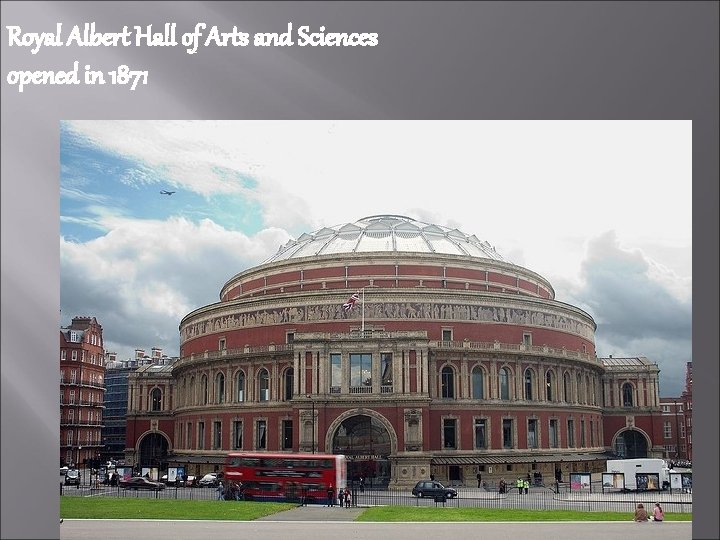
xmin=431 ymin=453 xmax=609 ymax=465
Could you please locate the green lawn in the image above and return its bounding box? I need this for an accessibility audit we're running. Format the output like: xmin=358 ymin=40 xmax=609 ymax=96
xmin=60 ymin=497 xmax=295 ymax=520
xmin=60 ymin=497 xmax=692 ymax=522
xmin=357 ymin=506 xmax=692 ymax=522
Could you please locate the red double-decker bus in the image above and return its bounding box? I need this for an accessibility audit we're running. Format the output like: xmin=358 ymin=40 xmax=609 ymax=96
xmin=223 ymin=452 xmax=347 ymax=503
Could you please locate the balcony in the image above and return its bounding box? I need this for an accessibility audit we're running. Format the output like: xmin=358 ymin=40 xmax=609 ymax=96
xmin=430 ymin=340 xmax=597 ymax=363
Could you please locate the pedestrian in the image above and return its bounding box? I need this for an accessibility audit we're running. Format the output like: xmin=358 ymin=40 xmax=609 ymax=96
xmin=327 ymin=484 xmax=335 ymax=507
xmin=499 ymin=478 xmax=506 ymax=494
xmin=359 ymin=476 xmax=365 ymax=493
xmin=344 ymin=486 xmax=351 ymax=507
xmin=516 ymin=477 xmax=523 ymax=494
xmin=633 ymin=503 xmax=649 ymax=522
xmin=652 ymin=502 xmax=664 ymax=522
xmin=476 ymin=472 xmax=482 ymax=488
xmin=524 ymin=479 xmax=530 ymax=495
xmin=430 ymin=473 xmax=435 ymax=481
xmin=216 ymin=481 xmax=225 ymax=500
xmin=338 ymin=486 xmax=344 ymax=507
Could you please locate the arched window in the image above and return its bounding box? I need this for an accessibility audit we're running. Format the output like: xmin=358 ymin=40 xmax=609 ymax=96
xmin=563 ymin=372 xmax=571 ymax=402
xmin=499 ymin=367 xmax=511 ymax=400
xmin=622 ymin=382 xmax=634 ymax=407
xmin=181 ymin=379 xmax=186 ymax=407
xmin=524 ymin=368 xmax=534 ymax=400
xmin=235 ymin=371 xmax=245 ymax=402
xmin=215 ymin=373 xmax=225 ymax=404
xmin=189 ymin=376 xmax=195 ymax=406
xmin=283 ymin=368 xmax=294 ymax=401
xmin=471 ymin=366 xmax=484 ymax=399
xmin=201 ymin=375 xmax=208 ymax=405
xmin=577 ymin=373 xmax=584 ymax=403
xmin=258 ymin=368 xmax=270 ymax=402
xmin=151 ymin=388 xmax=162 ymax=411
xmin=586 ymin=375 xmax=592 ymax=405
xmin=441 ymin=366 xmax=455 ymax=399
xmin=545 ymin=370 xmax=554 ymax=401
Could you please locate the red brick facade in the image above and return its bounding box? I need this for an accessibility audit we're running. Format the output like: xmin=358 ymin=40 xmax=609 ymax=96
xmin=124 ymin=216 xmax=670 ymax=486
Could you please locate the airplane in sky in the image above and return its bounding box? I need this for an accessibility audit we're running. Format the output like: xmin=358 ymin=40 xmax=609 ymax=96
xmin=159 ymin=190 xmax=176 ymax=195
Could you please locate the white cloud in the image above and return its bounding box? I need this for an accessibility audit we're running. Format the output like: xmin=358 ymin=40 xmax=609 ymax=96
xmin=61 ymin=215 xmax=290 ymax=360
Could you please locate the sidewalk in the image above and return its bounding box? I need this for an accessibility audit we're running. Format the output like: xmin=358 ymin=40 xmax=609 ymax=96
xmin=256 ymin=504 xmax=366 ymax=521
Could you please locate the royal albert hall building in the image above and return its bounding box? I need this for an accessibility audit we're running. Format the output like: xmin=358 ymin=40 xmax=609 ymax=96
xmin=125 ymin=215 xmax=665 ymax=487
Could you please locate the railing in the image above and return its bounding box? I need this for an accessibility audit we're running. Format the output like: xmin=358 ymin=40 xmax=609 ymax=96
xmin=59 ymin=483 xmax=693 ymax=514
xmin=431 ymin=340 xmax=597 ymax=362
xmin=175 ymin=339 xmax=596 ymax=367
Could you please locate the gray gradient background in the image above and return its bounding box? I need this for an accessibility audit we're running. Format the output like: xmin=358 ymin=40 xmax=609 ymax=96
xmin=1 ymin=2 xmax=717 ymax=539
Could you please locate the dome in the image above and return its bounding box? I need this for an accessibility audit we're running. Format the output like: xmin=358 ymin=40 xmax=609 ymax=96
xmin=261 ymin=214 xmax=508 ymax=264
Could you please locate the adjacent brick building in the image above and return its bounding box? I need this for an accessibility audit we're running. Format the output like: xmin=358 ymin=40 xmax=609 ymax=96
xmin=60 ymin=316 xmax=105 ymax=468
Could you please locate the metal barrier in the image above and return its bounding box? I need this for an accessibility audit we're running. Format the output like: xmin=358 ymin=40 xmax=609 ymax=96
xmin=61 ymin=485 xmax=693 ymax=514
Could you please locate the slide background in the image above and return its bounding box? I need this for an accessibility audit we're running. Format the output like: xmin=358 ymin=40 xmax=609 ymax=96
xmin=1 ymin=3 xmax=717 ymax=538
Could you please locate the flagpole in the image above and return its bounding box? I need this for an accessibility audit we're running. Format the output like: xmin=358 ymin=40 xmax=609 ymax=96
xmin=361 ymin=288 xmax=365 ymax=332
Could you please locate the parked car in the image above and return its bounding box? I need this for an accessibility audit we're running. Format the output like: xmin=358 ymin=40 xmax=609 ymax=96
xmin=119 ymin=476 xmax=166 ymax=491
xmin=198 ymin=473 xmax=221 ymax=487
xmin=411 ymin=480 xmax=458 ymax=499
xmin=64 ymin=469 xmax=80 ymax=486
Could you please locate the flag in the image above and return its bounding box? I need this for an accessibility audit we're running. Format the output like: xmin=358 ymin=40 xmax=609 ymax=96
xmin=342 ymin=292 xmax=360 ymax=312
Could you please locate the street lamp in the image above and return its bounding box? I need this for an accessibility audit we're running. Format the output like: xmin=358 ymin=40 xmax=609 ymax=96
xmin=306 ymin=394 xmax=315 ymax=454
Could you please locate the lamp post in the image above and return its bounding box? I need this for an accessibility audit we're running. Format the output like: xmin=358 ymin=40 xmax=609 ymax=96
xmin=306 ymin=394 xmax=315 ymax=454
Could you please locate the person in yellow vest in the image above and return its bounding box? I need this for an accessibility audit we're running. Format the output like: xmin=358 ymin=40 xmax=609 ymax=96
xmin=523 ymin=479 xmax=530 ymax=494
xmin=516 ymin=478 xmax=523 ymax=494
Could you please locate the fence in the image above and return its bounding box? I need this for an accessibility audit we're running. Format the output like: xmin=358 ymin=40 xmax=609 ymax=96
xmin=61 ymin=483 xmax=692 ymax=514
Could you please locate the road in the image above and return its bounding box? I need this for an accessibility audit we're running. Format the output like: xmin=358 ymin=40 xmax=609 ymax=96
xmin=60 ymin=518 xmax=691 ymax=540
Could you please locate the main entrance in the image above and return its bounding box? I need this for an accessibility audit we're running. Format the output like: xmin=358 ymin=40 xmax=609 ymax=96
xmin=331 ymin=414 xmax=392 ymax=488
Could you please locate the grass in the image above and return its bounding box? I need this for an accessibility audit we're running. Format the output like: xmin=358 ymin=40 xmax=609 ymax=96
xmin=60 ymin=497 xmax=692 ymax=522
xmin=60 ymin=497 xmax=295 ymax=520
xmin=356 ymin=506 xmax=693 ymax=522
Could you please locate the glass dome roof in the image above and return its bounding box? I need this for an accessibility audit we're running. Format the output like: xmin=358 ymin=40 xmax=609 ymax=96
xmin=261 ymin=215 xmax=509 ymax=264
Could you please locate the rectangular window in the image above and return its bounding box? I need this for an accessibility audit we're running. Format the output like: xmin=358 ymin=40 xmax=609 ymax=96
xmin=663 ymin=421 xmax=672 ymax=438
xmin=567 ymin=419 xmax=575 ymax=447
xmin=213 ymin=421 xmax=222 ymax=449
xmin=443 ymin=418 xmax=457 ymax=449
xmin=286 ymin=332 xmax=295 ymax=344
xmin=349 ymin=353 xmax=372 ymax=389
xmin=580 ymin=419 xmax=586 ymax=447
xmin=69 ymin=390 xmax=75 ymax=404
xmin=282 ymin=420 xmax=293 ymax=450
xmin=186 ymin=422 xmax=192 ymax=449
xmin=61 ymin=350 xmax=66 ymax=360
xmin=442 ymin=329 xmax=452 ymax=342
xmin=256 ymin=420 xmax=267 ymax=449
xmin=502 ymin=419 xmax=514 ymax=449
xmin=590 ymin=420 xmax=595 ymax=447
xmin=522 ymin=333 xmax=532 ymax=347
xmin=233 ymin=421 xmax=243 ymax=450
xmin=474 ymin=418 xmax=487 ymax=449
xmin=680 ymin=422 xmax=686 ymax=438
xmin=330 ymin=353 xmax=342 ymax=393
xmin=549 ymin=419 xmax=559 ymax=448
xmin=219 ymin=338 xmax=226 ymax=351
xmin=380 ymin=353 xmax=393 ymax=390
xmin=528 ymin=419 xmax=538 ymax=448
xmin=198 ymin=421 xmax=205 ymax=450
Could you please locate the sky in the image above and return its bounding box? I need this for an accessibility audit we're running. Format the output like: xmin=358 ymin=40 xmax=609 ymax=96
xmin=59 ymin=120 xmax=692 ymax=397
